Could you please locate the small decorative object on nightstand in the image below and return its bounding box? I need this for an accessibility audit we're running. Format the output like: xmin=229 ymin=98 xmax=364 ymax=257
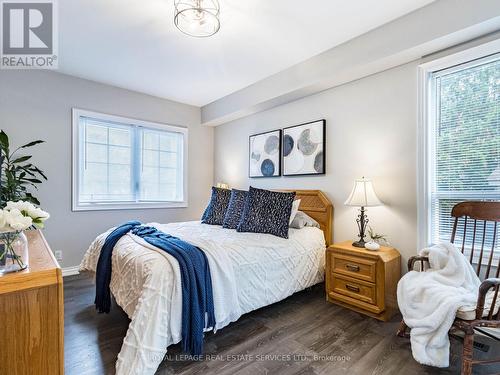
xmin=364 ymin=227 xmax=388 ymax=251
xmin=344 ymin=177 xmax=382 ymax=248
xmin=326 ymin=241 xmax=401 ymax=321
xmin=364 ymin=241 xmax=380 ymax=251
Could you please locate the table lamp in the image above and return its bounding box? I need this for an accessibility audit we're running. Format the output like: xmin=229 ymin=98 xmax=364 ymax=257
xmin=344 ymin=177 xmax=382 ymax=248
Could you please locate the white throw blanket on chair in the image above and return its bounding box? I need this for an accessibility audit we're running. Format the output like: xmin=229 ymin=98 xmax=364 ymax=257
xmin=397 ymin=242 xmax=481 ymax=367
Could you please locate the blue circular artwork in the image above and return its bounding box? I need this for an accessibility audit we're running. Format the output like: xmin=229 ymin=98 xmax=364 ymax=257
xmin=261 ymin=159 xmax=275 ymax=176
xmin=283 ymin=134 xmax=294 ymax=157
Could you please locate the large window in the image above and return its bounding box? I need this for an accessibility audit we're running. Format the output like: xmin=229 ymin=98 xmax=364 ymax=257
xmin=72 ymin=109 xmax=188 ymax=211
xmin=421 ymin=48 xmax=499 ymax=250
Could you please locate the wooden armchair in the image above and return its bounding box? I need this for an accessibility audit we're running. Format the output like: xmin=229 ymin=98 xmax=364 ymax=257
xmin=397 ymin=201 xmax=500 ymax=375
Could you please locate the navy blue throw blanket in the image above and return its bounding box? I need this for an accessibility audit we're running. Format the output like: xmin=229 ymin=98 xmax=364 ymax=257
xmin=132 ymin=226 xmax=216 ymax=355
xmin=94 ymin=222 xmax=216 ymax=355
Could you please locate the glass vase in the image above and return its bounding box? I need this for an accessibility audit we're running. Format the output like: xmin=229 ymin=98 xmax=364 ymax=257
xmin=0 ymin=231 xmax=29 ymax=274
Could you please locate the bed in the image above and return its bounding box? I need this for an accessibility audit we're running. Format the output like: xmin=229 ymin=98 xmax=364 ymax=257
xmin=79 ymin=190 xmax=333 ymax=375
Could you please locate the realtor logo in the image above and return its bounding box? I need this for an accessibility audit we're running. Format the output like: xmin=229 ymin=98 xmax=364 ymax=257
xmin=1 ymin=0 xmax=58 ymax=69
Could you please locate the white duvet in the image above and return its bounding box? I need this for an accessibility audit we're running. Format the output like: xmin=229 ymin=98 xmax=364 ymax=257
xmin=79 ymin=221 xmax=326 ymax=375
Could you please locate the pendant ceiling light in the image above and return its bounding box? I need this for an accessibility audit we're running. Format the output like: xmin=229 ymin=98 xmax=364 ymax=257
xmin=174 ymin=0 xmax=220 ymax=38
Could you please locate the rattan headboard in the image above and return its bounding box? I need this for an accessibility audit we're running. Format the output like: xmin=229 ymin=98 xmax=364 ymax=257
xmin=282 ymin=190 xmax=333 ymax=246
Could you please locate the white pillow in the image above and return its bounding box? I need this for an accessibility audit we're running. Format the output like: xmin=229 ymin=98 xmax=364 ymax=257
xmin=289 ymin=199 xmax=301 ymax=224
xmin=290 ymin=211 xmax=320 ymax=229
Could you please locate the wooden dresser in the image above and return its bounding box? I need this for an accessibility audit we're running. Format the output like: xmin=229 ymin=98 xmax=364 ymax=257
xmin=326 ymin=241 xmax=401 ymax=321
xmin=0 ymin=230 xmax=64 ymax=375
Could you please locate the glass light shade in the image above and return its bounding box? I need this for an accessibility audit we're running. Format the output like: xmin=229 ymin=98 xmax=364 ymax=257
xmin=174 ymin=0 xmax=220 ymax=38
xmin=344 ymin=177 xmax=382 ymax=207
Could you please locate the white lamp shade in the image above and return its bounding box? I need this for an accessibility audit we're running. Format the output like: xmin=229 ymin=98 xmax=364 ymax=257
xmin=344 ymin=178 xmax=382 ymax=207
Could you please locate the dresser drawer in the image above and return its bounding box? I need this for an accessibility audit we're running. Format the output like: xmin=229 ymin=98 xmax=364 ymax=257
xmin=330 ymin=273 xmax=377 ymax=306
xmin=331 ymin=253 xmax=376 ymax=282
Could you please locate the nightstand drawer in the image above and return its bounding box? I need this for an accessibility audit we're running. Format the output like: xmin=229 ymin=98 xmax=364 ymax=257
xmin=331 ymin=274 xmax=376 ymax=305
xmin=331 ymin=253 xmax=376 ymax=282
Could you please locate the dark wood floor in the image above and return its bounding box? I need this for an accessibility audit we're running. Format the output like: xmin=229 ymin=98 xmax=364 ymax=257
xmin=64 ymin=274 xmax=500 ymax=375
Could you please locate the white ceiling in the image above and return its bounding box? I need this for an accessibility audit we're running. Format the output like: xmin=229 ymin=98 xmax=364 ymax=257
xmin=59 ymin=0 xmax=435 ymax=106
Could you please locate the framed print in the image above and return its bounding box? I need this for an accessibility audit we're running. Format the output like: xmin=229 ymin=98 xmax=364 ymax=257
xmin=249 ymin=129 xmax=281 ymax=178
xmin=283 ymin=119 xmax=325 ymax=176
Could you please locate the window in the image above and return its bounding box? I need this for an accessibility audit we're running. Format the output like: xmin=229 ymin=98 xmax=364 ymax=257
xmin=72 ymin=109 xmax=188 ymax=211
xmin=419 ymin=45 xmax=499 ymax=251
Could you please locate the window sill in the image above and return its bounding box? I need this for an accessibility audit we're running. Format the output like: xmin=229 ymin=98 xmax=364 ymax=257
xmin=72 ymin=201 xmax=188 ymax=212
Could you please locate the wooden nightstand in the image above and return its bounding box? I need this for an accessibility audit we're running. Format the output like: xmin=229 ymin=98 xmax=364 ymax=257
xmin=326 ymin=241 xmax=401 ymax=321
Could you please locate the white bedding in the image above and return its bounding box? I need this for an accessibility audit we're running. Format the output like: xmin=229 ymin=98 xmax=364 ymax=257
xmin=79 ymin=221 xmax=326 ymax=375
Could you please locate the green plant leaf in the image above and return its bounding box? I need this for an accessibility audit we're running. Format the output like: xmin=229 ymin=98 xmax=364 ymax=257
xmin=32 ymin=166 xmax=47 ymax=180
xmin=24 ymin=178 xmax=42 ymax=183
xmin=0 ymin=130 xmax=9 ymax=155
xmin=23 ymin=194 xmax=40 ymax=205
xmin=12 ymin=155 xmax=32 ymax=163
xmin=0 ymin=132 xmax=47 ymax=206
xmin=19 ymin=140 xmax=44 ymax=148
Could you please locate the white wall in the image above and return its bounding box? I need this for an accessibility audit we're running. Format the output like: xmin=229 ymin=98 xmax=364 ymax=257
xmin=214 ymin=62 xmax=419 ymax=269
xmin=0 ymin=70 xmax=213 ymax=268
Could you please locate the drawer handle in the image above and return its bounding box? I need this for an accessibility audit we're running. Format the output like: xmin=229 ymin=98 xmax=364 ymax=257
xmin=345 ymin=263 xmax=360 ymax=272
xmin=345 ymin=284 xmax=360 ymax=293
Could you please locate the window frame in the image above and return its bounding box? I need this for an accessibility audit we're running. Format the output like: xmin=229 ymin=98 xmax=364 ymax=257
xmin=72 ymin=108 xmax=189 ymax=211
xmin=417 ymin=39 xmax=500 ymax=250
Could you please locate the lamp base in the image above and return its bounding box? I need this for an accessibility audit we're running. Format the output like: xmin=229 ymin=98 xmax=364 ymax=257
xmin=352 ymin=240 xmax=366 ymax=248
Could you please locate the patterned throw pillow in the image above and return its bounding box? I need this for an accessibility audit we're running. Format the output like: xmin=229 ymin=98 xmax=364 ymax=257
xmin=201 ymin=187 xmax=232 ymax=225
xmin=237 ymin=187 xmax=296 ymax=238
xmin=222 ymin=189 xmax=248 ymax=229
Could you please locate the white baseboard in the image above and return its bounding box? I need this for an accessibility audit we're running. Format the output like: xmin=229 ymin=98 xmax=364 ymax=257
xmin=62 ymin=266 xmax=80 ymax=277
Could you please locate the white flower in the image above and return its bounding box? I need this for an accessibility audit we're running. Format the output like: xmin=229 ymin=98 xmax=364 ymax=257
xmin=6 ymin=200 xmax=31 ymax=212
xmin=29 ymin=206 xmax=50 ymax=220
xmin=5 ymin=201 xmax=20 ymax=210
xmin=3 ymin=208 xmax=33 ymax=231
xmin=0 ymin=210 xmax=6 ymax=230
xmin=4 ymin=201 xmax=50 ymax=227
xmin=10 ymin=217 xmax=32 ymax=231
xmin=1 ymin=201 xmax=49 ymax=231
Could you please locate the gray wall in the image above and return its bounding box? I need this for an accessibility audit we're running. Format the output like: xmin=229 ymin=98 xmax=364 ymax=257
xmin=214 ymin=62 xmax=419 ymax=270
xmin=0 ymin=70 xmax=213 ymax=268
xmin=202 ymin=0 xmax=500 ymax=125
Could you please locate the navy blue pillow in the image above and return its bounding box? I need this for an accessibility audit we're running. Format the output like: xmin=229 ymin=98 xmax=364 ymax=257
xmin=237 ymin=187 xmax=296 ymax=238
xmin=223 ymin=189 xmax=248 ymax=229
xmin=201 ymin=187 xmax=231 ymax=225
